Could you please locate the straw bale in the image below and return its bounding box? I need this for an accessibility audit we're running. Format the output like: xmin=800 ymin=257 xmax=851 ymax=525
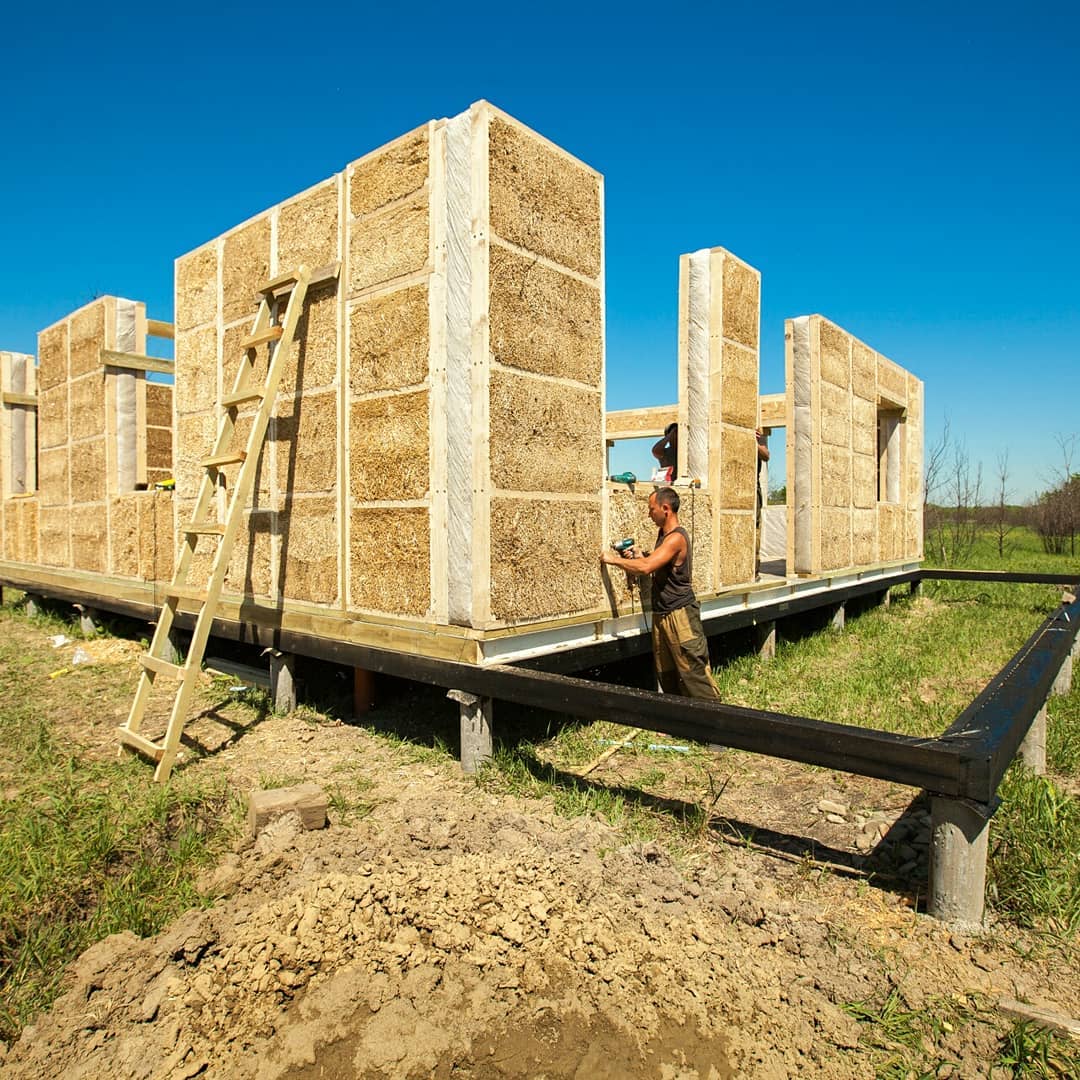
xmin=222 ymin=216 xmax=271 ymax=325
xmin=279 ymin=183 xmax=339 ymax=274
xmin=276 ymin=390 xmax=338 ymax=494
xmin=70 ymin=437 xmax=106 ymax=503
xmin=349 ymin=283 xmax=429 ymax=395
xmin=489 ymin=245 xmax=602 ymax=385
xmin=819 ymin=321 xmax=850 ymax=388
xmin=679 ymin=489 xmax=714 ymax=596
xmin=489 ymin=497 xmax=602 ymax=621
xmin=18 ymin=498 xmax=39 ymax=565
xmin=821 ymin=445 xmax=851 ymax=507
xmin=878 ymin=503 xmax=903 ymax=561
xmin=71 ymin=504 xmax=106 ymax=572
xmin=110 ymin=494 xmax=139 ymax=577
xmin=147 ymin=426 xmax=172 ymax=473
xmin=69 ymin=302 xmax=105 ymax=378
xmin=488 ymin=115 xmax=601 ymax=279
xmin=720 ymin=342 xmax=757 ymax=429
xmin=176 ymin=498 xmax=215 ymax=590
xmin=177 ymin=246 xmax=218 ymax=332
xmin=350 ymin=390 xmax=427 ymax=502
xmin=349 ymin=125 xmax=429 ymax=219
xmin=851 ymin=395 xmax=876 ymax=457
xmin=279 ymin=496 xmax=338 ymax=604
xmin=348 ymin=197 xmax=428 ymax=294
xmin=852 ymin=452 xmax=876 ymax=509
xmin=877 ymin=357 xmax=907 ymax=406
xmin=38 ymin=386 xmax=67 ymax=449
xmin=350 ymin=506 xmax=430 ymax=616
xmin=852 ymin=508 xmax=877 ymax=566
xmin=851 ymin=340 xmax=876 ymax=401
xmin=146 ymin=382 xmax=172 ymax=428
xmin=224 ymin=510 xmax=272 ymax=598
xmin=1 ymin=503 xmax=15 ymax=561
xmin=718 ymin=511 xmax=754 ymax=586
xmin=719 ymin=426 xmax=757 ymax=511
xmin=139 ymin=492 xmax=175 ymax=581
xmin=721 ymin=257 xmax=759 ymax=350
xmin=176 ymin=411 xmax=218 ymax=497
xmin=820 ymin=381 xmax=851 ymax=448
xmin=283 ymin=279 xmax=339 ymax=395
xmin=820 ymin=508 xmax=853 ymax=571
xmin=223 ymin=412 xmax=271 ymax=506
xmin=38 ymin=447 xmax=69 ymax=505
xmin=489 ymin=371 xmax=600 ymax=495
xmin=604 ymin=487 xmax=654 ymax=611
xmin=37 ymin=322 xmax=68 ymax=391
xmin=905 ymin=509 xmax=922 ymax=560
xmin=38 ymin=506 xmax=68 ymax=567
xmin=69 ymin=374 xmax=106 ymax=440
xmin=222 ymin=321 xmax=267 ymax=402
xmin=175 ymin=326 xmax=218 ymax=415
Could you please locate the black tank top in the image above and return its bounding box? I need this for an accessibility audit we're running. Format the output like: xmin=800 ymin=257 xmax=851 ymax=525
xmin=652 ymin=526 xmax=695 ymax=616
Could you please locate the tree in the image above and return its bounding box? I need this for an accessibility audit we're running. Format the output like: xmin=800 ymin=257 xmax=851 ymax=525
xmin=992 ymin=450 xmax=1013 ymax=558
xmin=924 ymin=419 xmax=982 ymax=566
xmin=1031 ymin=435 xmax=1079 ymax=556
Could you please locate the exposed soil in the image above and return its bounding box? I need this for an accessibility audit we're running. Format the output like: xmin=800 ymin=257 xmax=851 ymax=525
xmin=2 ymin=619 xmax=1078 ymax=1078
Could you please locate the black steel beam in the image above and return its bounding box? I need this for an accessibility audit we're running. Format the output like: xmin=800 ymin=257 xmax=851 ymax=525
xmin=920 ymin=569 xmax=1080 ymax=586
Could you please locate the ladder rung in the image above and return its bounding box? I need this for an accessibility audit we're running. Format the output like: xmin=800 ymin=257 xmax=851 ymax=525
xmin=241 ymin=326 xmax=283 ymax=350
xmin=257 ymin=261 xmax=339 ymax=297
xmin=183 ymin=521 xmax=226 ymax=536
xmin=257 ymin=269 xmax=301 ymax=294
xmin=221 ymin=388 xmax=264 ymax=408
xmin=166 ymin=584 xmax=208 ymax=603
xmin=117 ymin=727 xmax=165 ymax=761
xmin=140 ymin=653 xmax=185 ymax=680
xmin=202 ymin=451 xmax=246 ymax=469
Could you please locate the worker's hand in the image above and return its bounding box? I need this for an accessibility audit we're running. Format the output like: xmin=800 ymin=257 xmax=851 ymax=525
xmin=630 ymin=545 xmax=643 ymax=559
xmin=600 ymin=550 xmax=620 ymax=566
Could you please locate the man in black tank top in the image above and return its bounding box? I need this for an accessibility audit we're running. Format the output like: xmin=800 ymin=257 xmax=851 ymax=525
xmin=601 ymin=487 xmax=722 ymax=701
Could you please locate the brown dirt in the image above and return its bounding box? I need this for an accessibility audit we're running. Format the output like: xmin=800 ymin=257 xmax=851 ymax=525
xmin=2 ymin=618 xmax=1079 ymax=1078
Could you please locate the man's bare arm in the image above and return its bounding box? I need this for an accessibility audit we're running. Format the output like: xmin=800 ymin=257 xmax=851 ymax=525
xmin=601 ymin=531 xmax=684 ymax=576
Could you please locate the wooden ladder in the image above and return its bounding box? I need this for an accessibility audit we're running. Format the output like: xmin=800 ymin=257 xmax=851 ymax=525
xmin=118 ymin=264 xmax=317 ymax=783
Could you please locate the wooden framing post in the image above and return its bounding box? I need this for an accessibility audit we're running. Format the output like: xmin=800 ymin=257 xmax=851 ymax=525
xmin=1019 ymin=705 xmax=1047 ymax=774
xmin=929 ymin=796 xmax=991 ymax=928
xmin=449 ymin=689 xmax=492 ymax=773
xmin=269 ymin=650 xmax=297 ymax=713
xmin=754 ymin=620 xmax=776 ymax=661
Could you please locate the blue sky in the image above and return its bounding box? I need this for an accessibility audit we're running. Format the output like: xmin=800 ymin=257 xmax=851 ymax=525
xmin=1 ymin=4 xmax=1076 ymax=500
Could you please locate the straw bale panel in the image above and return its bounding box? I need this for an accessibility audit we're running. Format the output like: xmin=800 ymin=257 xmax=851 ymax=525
xmin=604 ymin=487 xmax=653 ymax=611
xmin=349 ymin=283 xmax=429 ymax=395
xmin=38 ymin=505 xmax=68 ymax=567
xmin=110 ymin=495 xmax=139 ymax=578
xmin=348 ymin=197 xmax=428 ymax=294
xmin=852 ymin=508 xmax=877 ymax=566
xmin=279 ymin=183 xmax=339 ymax=274
xmin=820 ymin=381 xmax=851 ymax=448
xmin=721 ymin=258 xmax=759 ymax=350
xmin=15 ymin=499 xmax=39 ymax=564
xmin=489 ymin=498 xmax=602 ymax=621
xmin=146 ymin=383 xmax=172 ymax=428
xmin=852 ymin=452 xmax=876 ymax=510
xmin=488 ymin=371 xmax=600 ymax=495
xmin=275 ymin=390 xmax=337 ymax=495
xmin=224 ymin=511 xmax=272 ymax=598
xmin=279 ymin=496 xmax=338 ymax=604
xmin=719 ymin=426 xmax=757 ymax=511
xmin=176 ymin=411 xmax=218 ymax=498
xmin=904 ymin=509 xmax=922 ymax=561
xmin=350 ymin=506 xmax=430 ymax=616
xmin=38 ymin=447 xmax=68 ymax=506
xmin=38 ymin=387 xmax=67 ymax=450
xmin=71 ymin=505 xmax=106 ymax=572
xmin=678 ymin=489 xmax=714 ymax=596
xmin=176 ymin=498 xmax=215 ymax=590
xmin=70 ymin=374 xmax=106 ymax=440
xmin=70 ymin=437 xmax=106 ymax=503
xmin=176 ymin=326 xmax=218 ymax=415
xmin=222 ymin=413 xmax=271 ymax=506
xmin=69 ymin=303 xmax=105 ymax=378
xmin=222 ymin=322 xmax=269 ymax=402
xmin=878 ymin=503 xmax=904 ymax=562
xmin=819 ymin=321 xmax=850 ymax=388
xmin=820 ymin=508 xmax=853 ymax=572
xmin=720 ymin=342 xmax=757 ymax=429
xmin=222 ymin=217 xmax=271 ymax=325
xmin=37 ymin=323 xmax=68 ymax=391
xmin=821 ymin=445 xmax=852 ymax=507
xmin=877 ymin=358 xmax=907 ymax=406
xmin=349 ymin=391 xmax=428 ymax=502
xmin=140 ymin=493 xmax=174 ymax=581
xmin=851 ymin=395 xmax=877 ymax=457
xmin=147 ymin=426 xmax=172 ymax=474
xmin=176 ymin=246 xmax=218 ymax=332
xmin=718 ymin=511 xmax=754 ymax=586
xmin=488 ymin=115 xmax=601 ymax=279
xmin=905 ymin=375 xmax=924 ymax=511
xmin=283 ymin=280 xmax=339 ymax=395
xmin=488 ymin=245 xmax=602 ymax=385
xmin=1 ymin=503 xmax=16 ymax=561
xmin=852 ymin=340 xmax=876 ymax=401
xmin=349 ymin=126 xmax=429 ymax=219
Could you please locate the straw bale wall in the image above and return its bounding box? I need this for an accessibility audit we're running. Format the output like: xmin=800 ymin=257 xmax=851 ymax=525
xmin=785 ymin=315 xmax=923 ymax=575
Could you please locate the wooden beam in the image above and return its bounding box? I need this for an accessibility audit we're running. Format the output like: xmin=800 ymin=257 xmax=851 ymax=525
xmin=605 ymin=404 xmax=677 ymax=442
xmin=146 ymin=318 xmax=175 ymax=340
xmin=759 ymin=393 xmax=785 ymax=429
xmin=100 ymin=349 xmax=174 ymax=375
xmin=1 ymin=392 xmax=36 ymax=408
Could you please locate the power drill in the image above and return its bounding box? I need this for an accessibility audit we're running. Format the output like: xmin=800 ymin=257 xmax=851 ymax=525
xmin=607 ymin=471 xmax=636 ymax=485
xmin=611 ymin=537 xmax=636 ymax=558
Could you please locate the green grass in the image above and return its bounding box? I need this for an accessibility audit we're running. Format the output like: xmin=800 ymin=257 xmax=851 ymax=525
xmin=995 ymin=1019 xmax=1080 ymax=1078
